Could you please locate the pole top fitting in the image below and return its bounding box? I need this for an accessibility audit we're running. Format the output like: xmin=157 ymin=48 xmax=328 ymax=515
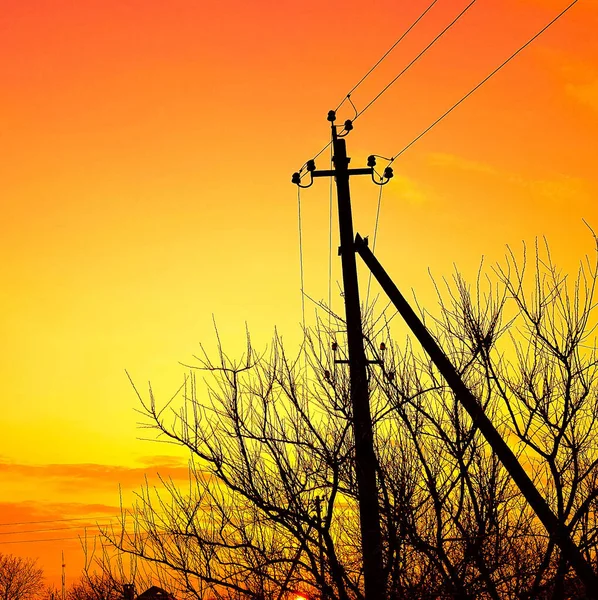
xmin=327 ymin=110 xmax=336 ymax=123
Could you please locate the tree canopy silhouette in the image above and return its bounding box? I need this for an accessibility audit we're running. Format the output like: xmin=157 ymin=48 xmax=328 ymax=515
xmin=105 ymin=237 xmax=598 ymax=600
xmin=0 ymin=553 xmax=44 ymax=600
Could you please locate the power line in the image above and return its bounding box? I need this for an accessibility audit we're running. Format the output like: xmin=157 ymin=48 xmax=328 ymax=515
xmin=387 ymin=0 xmax=580 ymax=165
xmin=335 ymin=0 xmax=440 ymax=113
xmin=297 ymin=186 xmax=306 ymax=332
xmin=355 ymin=0 xmax=477 ymax=122
xmin=297 ymin=1 xmax=452 ymax=177
xmin=297 ymin=1 xmax=475 ymax=178
xmin=328 ymin=145 xmax=334 ymax=327
xmin=0 ymin=522 xmax=116 ymax=536
xmin=0 ymin=535 xmax=101 ymax=545
xmin=0 ymin=527 xmax=145 ymax=545
xmin=0 ymin=515 xmax=120 ymax=527
xmin=366 ymin=185 xmax=385 ymax=308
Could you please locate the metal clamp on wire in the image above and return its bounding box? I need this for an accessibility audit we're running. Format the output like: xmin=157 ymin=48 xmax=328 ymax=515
xmin=291 ymin=159 xmax=316 ymax=188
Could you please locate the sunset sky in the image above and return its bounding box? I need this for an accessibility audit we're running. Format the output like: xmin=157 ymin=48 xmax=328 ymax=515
xmin=1 ymin=0 xmax=597 ymax=587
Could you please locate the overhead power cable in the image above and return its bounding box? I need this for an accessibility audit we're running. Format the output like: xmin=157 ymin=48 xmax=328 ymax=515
xmin=366 ymin=185 xmax=385 ymax=308
xmin=297 ymin=1 xmax=454 ymax=176
xmin=0 ymin=522 xmax=115 ymax=536
xmin=354 ymin=0 xmax=477 ymax=122
xmin=0 ymin=534 xmax=102 ymax=545
xmin=335 ymin=0 xmax=440 ymax=113
xmin=328 ymin=145 xmax=334 ymax=322
xmin=386 ymin=0 xmax=579 ymax=165
xmin=297 ymin=186 xmax=306 ymax=332
xmin=0 ymin=515 xmax=119 ymax=527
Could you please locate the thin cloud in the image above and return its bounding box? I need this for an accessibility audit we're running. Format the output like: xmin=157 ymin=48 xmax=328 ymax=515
xmin=566 ymin=79 xmax=598 ymax=113
xmin=0 ymin=457 xmax=193 ymax=494
xmin=428 ymin=152 xmax=499 ymax=175
xmin=385 ymin=174 xmax=429 ymax=205
xmin=427 ymin=152 xmax=498 ymax=175
xmin=427 ymin=151 xmax=592 ymax=205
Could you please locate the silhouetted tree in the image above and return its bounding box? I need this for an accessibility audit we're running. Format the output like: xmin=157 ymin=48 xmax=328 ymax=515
xmin=67 ymin=573 xmax=122 ymax=600
xmin=0 ymin=553 xmax=44 ymax=600
xmin=74 ymin=532 xmax=158 ymax=600
xmin=105 ymin=235 xmax=598 ymax=600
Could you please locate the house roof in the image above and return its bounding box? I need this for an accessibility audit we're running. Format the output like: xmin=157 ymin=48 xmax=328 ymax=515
xmin=136 ymin=586 xmax=176 ymax=600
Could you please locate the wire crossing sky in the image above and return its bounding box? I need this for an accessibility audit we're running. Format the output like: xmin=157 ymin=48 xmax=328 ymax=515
xmin=386 ymin=0 xmax=581 ymax=164
xmin=0 ymin=0 xmax=596 ymax=586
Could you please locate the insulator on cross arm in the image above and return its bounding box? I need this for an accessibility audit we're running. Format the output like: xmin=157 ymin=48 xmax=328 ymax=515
xmin=367 ymin=155 xmax=376 ymax=167
xmin=380 ymin=342 xmax=386 ymax=352
xmin=306 ymin=160 xmax=316 ymax=172
xmin=331 ymin=342 xmax=338 ymax=352
xmin=291 ymin=172 xmax=301 ymax=185
xmin=344 ymin=119 xmax=353 ymax=132
xmin=383 ymin=166 xmax=394 ymax=180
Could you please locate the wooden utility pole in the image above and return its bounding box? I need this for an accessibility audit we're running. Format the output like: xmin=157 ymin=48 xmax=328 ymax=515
xmin=61 ymin=551 xmax=65 ymax=600
xmin=304 ymin=112 xmax=385 ymax=600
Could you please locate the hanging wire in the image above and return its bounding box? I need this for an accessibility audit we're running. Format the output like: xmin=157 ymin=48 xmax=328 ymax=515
xmin=0 ymin=516 xmax=118 ymax=527
xmin=0 ymin=535 xmax=100 ymax=545
xmin=297 ymin=186 xmax=306 ymax=334
xmin=296 ymin=1 xmax=441 ymax=178
xmin=354 ymin=0 xmax=478 ymax=122
xmin=386 ymin=0 xmax=580 ymax=166
xmin=335 ymin=0 xmax=440 ymax=113
xmin=346 ymin=95 xmax=359 ymax=119
xmin=366 ymin=184 xmax=385 ymax=308
xmin=328 ymin=144 xmax=334 ymax=339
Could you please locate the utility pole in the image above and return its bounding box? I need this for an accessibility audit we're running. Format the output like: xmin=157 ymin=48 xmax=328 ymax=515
xmin=61 ymin=551 xmax=65 ymax=600
xmin=294 ymin=111 xmax=387 ymax=600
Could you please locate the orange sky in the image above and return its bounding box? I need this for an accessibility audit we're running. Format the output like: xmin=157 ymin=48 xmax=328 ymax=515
xmin=1 ymin=0 xmax=597 ymax=588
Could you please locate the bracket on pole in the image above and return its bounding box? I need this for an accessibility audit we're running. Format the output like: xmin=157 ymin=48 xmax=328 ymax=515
xmin=291 ymin=110 xmax=394 ymax=189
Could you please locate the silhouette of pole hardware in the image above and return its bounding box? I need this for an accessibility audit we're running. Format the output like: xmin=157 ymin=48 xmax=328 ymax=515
xmin=292 ymin=111 xmax=598 ymax=597
xmin=354 ymin=233 xmax=598 ymax=597
xmin=292 ymin=110 xmax=387 ymax=600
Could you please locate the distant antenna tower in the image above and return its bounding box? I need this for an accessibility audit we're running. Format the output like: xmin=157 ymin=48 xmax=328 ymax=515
xmin=61 ymin=551 xmax=66 ymax=600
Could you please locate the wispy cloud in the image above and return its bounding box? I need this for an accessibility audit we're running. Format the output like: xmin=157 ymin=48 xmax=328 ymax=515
xmin=539 ymin=53 xmax=598 ymax=114
xmin=427 ymin=151 xmax=592 ymax=206
xmin=0 ymin=500 xmax=117 ymax=525
xmin=385 ymin=174 xmax=429 ymax=205
xmin=0 ymin=456 xmax=192 ymax=496
xmin=566 ymin=79 xmax=598 ymax=113
xmin=428 ymin=153 xmax=499 ymax=176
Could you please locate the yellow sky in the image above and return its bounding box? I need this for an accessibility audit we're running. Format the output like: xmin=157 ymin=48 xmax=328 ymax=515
xmin=1 ymin=0 xmax=597 ymax=585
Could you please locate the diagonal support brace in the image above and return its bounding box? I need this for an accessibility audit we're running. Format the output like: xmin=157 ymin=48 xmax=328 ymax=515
xmin=354 ymin=232 xmax=598 ymax=597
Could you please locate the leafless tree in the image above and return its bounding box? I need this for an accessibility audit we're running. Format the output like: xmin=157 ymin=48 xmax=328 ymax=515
xmin=67 ymin=573 xmax=121 ymax=600
xmin=105 ymin=235 xmax=598 ymax=600
xmin=0 ymin=553 xmax=44 ymax=600
xmin=75 ymin=529 xmax=159 ymax=600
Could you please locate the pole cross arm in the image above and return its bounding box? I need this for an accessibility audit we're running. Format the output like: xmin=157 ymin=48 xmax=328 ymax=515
xmin=353 ymin=232 xmax=598 ymax=597
xmin=312 ymin=167 xmax=374 ymax=178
